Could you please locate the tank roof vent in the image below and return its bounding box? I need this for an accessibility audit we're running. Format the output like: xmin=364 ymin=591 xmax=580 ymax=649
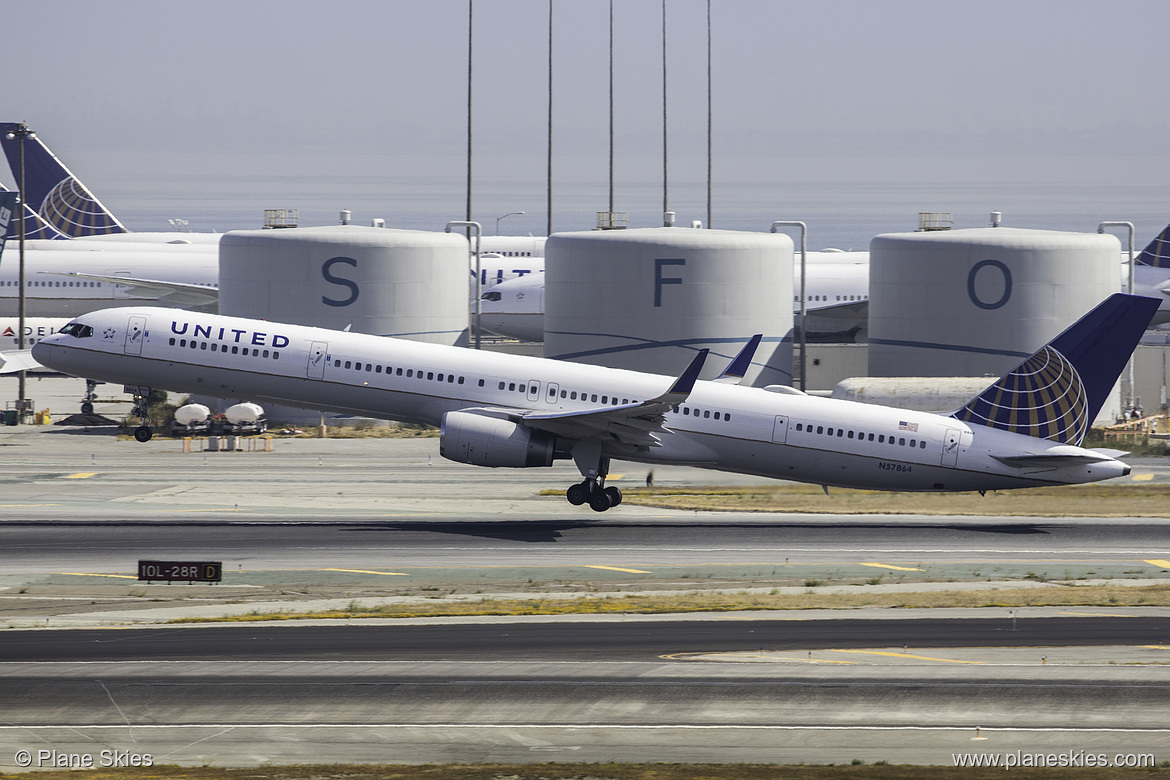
xmin=917 ymin=212 xmax=953 ymax=231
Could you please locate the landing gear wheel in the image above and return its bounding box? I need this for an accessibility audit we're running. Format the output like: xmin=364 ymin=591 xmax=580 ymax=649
xmin=134 ymin=426 xmax=153 ymax=443
xmin=604 ymin=486 xmax=622 ymax=507
xmin=589 ymin=491 xmax=613 ymax=512
xmin=566 ymin=482 xmax=589 ymax=506
xmin=80 ymin=402 xmax=94 ymax=414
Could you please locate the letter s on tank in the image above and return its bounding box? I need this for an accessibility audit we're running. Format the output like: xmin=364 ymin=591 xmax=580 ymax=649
xmin=322 ymin=256 xmax=359 ymax=307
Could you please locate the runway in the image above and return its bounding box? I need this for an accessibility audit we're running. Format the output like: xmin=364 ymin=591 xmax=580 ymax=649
xmin=2 ymin=425 xmax=1169 ymax=767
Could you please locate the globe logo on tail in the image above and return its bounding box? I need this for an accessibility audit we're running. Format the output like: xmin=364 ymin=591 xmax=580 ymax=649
xmin=953 ymin=345 xmax=1088 ymax=445
xmin=39 ymin=178 xmax=123 ymax=237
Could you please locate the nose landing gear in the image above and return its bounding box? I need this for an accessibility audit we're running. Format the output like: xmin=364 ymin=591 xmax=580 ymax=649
xmin=127 ymin=385 xmax=153 ymax=442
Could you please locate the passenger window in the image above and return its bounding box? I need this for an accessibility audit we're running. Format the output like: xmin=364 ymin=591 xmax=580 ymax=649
xmin=703 ymin=410 xmax=710 ymax=419
xmin=345 ymin=361 xmax=352 ymax=369
xmin=200 ymin=342 xmax=207 ymax=350
xmin=232 ymin=346 xmax=239 ymax=354
xmin=868 ymin=433 xmax=874 ymax=441
xmin=796 ymin=423 xmax=802 ymax=431
xmin=437 ymin=373 xmax=444 ymax=382
xmin=590 ymin=394 xmax=597 ymax=402
xmin=509 ymin=383 xmax=516 ymax=391
xmin=376 ymin=365 xmax=382 ymax=373
xmin=817 ymin=426 xmax=823 ymax=434
xmin=570 ymin=391 xmax=577 ymax=400
xmin=448 ymin=375 xmax=455 ymax=383
xmin=427 ymin=372 xmax=434 ymax=380
xmin=920 ymin=440 xmax=926 ymax=449
xmin=899 ymin=438 xmax=906 ymax=446
xmin=725 ymin=414 xmax=731 ymax=422
xmin=837 ymin=429 xmax=844 ymax=437
xmin=478 ymin=379 xmax=484 ymax=386
xmin=910 ymin=439 xmax=916 ymax=447
xmin=602 ymin=396 xmax=608 ymax=404
xmin=827 ymin=428 xmax=833 ymax=436
xmin=560 ymin=390 xmax=567 ymax=398
xmin=878 ymin=434 xmax=885 ymax=443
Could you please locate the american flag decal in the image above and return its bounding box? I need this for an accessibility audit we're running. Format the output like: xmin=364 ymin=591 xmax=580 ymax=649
xmin=898 ymin=421 xmax=918 ymax=432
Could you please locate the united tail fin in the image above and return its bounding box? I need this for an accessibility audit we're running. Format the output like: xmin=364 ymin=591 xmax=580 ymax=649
xmin=1136 ymin=224 xmax=1170 ymax=268
xmin=0 ymin=122 xmax=127 ymax=238
xmin=0 ymin=183 xmax=69 ymax=241
xmin=0 ymin=189 xmax=15 ymax=256
xmin=950 ymin=293 xmax=1160 ymax=445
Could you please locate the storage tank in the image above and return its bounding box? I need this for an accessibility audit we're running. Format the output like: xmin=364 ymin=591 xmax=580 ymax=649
xmin=219 ymin=225 xmax=469 ymax=344
xmin=543 ymin=228 xmax=793 ymax=386
xmin=868 ymin=227 xmax=1121 ymax=378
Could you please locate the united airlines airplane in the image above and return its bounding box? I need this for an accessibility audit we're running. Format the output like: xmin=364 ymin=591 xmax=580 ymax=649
xmin=31 ymin=294 xmax=1158 ymax=512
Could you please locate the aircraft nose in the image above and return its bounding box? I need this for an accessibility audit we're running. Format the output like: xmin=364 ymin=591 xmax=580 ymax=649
xmin=30 ymin=341 xmax=52 ymax=365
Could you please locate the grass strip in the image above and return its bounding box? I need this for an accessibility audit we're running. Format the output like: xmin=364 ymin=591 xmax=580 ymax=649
xmin=167 ymin=584 xmax=1170 ymax=623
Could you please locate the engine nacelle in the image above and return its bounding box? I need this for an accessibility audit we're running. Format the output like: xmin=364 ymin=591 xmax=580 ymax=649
xmin=440 ymin=410 xmax=555 ymax=468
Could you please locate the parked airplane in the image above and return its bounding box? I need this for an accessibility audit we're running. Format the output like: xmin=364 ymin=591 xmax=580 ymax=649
xmin=479 ymin=252 xmax=870 ymax=343
xmin=1131 ymin=224 xmax=1170 ymax=326
xmin=32 ymin=294 xmax=1157 ymax=511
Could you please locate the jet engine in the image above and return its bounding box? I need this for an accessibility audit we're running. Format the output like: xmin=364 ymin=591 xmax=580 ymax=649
xmin=440 ymin=410 xmax=555 ymax=468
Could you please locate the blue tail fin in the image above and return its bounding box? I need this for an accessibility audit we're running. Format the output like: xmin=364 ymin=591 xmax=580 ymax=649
xmin=951 ymin=293 xmax=1160 ymax=445
xmin=0 ymin=122 xmax=127 ymax=238
xmin=1136 ymin=224 xmax=1170 ymax=268
xmin=0 ymin=189 xmax=16 ymax=258
xmin=0 ymin=183 xmax=69 ymax=241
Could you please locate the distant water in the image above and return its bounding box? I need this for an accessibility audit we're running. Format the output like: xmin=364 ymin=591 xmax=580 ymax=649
xmin=90 ymin=151 xmax=1170 ymax=251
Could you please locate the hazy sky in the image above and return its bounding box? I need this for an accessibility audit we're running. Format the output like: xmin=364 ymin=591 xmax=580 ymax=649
xmin=5 ymin=0 xmax=1170 ymax=238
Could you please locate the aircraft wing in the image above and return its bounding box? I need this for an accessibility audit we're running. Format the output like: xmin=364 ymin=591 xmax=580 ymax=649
xmin=49 ymin=272 xmax=219 ymax=309
xmin=804 ymin=298 xmax=869 ymax=320
xmin=504 ymin=349 xmax=708 ymax=449
xmin=0 ymin=349 xmax=42 ymax=373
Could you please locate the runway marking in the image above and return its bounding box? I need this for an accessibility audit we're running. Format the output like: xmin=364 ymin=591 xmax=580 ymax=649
xmin=1139 ymin=645 xmax=1170 ymax=650
xmin=1132 ymin=473 xmax=1155 ymax=481
xmin=5 ymin=724 xmax=1169 ymax=733
xmin=1057 ymin=611 xmax=1138 ymax=618
xmin=827 ymin=649 xmax=984 ymax=664
xmin=60 ymin=573 xmax=138 ymax=580
xmin=584 ymin=565 xmax=652 ymax=574
xmin=160 ymin=508 xmax=244 ymax=513
xmin=321 ymin=568 xmax=410 ymax=576
xmin=0 ymin=504 xmax=57 ymax=507
xmin=858 ymin=563 xmax=924 ymax=571
xmin=63 ymin=472 xmax=98 ymax=479
xmin=1145 ymin=559 xmax=1170 ymax=568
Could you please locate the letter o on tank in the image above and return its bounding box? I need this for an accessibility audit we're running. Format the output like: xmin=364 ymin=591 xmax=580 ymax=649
xmin=967 ymin=258 xmax=1012 ymax=310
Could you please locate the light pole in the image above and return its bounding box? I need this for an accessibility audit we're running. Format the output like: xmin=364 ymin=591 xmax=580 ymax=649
xmin=5 ymin=123 xmax=34 ymax=421
xmin=445 ymin=221 xmax=483 ymax=350
xmin=1099 ymin=221 xmax=1136 ymax=415
xmin=771 ymin=221 xmax=807 ymax=392
xmin=495 ymin=211 xmax=525 ymax=235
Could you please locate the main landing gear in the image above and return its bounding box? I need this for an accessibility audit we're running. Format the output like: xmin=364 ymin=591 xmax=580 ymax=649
xmin=565 ymin=441 xmax=622 ymax=512
xmin=128 ymin=385 xmax=153 ymax=442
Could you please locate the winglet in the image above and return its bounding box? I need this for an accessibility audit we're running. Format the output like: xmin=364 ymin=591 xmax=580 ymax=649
xmin=951 ymin=293 xmax=1160 ymax=445
xmin=715 ymin=335 xmax=762 ymax=383
xmin=666 ymin=348 xmax=709 ymax=398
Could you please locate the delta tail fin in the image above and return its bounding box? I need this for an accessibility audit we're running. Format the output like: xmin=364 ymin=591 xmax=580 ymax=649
xmin=0 ymin=183 xmax=69 ymax=241
xmin=1136 ymin=224 xmax=1170 ymax=268
xmin=950 ymin=293 xmax=1160 ymax=445
xmin=0 ymin=122 xmax=127 ymax=238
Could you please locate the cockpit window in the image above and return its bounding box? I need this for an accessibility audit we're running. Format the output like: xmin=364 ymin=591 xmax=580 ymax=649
xmin=481 ymin=291 xmax=502 ymax=302
xmin=60 ymin=323 xmax=94 ymax=338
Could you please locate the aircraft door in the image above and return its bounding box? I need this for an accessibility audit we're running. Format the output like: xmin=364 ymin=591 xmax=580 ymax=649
xmin=526 ymin=380 xmax=541 ymax=403
xmin=307 ymin=341 xmax=329 ymax=379
xmin=941 ymin=428 xmax=962 ymax=468
xmin=124 ymin=316 xmax=146 ymax=356
xmin=771 ymin=415 xmax=789 ymax=444
xmin=112 ymin=271 xmax=133 ymax=299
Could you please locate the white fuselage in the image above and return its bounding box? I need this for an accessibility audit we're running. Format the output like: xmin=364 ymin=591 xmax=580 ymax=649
xmin=0 ymin=239 xmax=219 ymax=317
xmin=479 ymin=252 xmax=871 ymax=343
xmin=33 ymin=306 xmax=1129 ymax=493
